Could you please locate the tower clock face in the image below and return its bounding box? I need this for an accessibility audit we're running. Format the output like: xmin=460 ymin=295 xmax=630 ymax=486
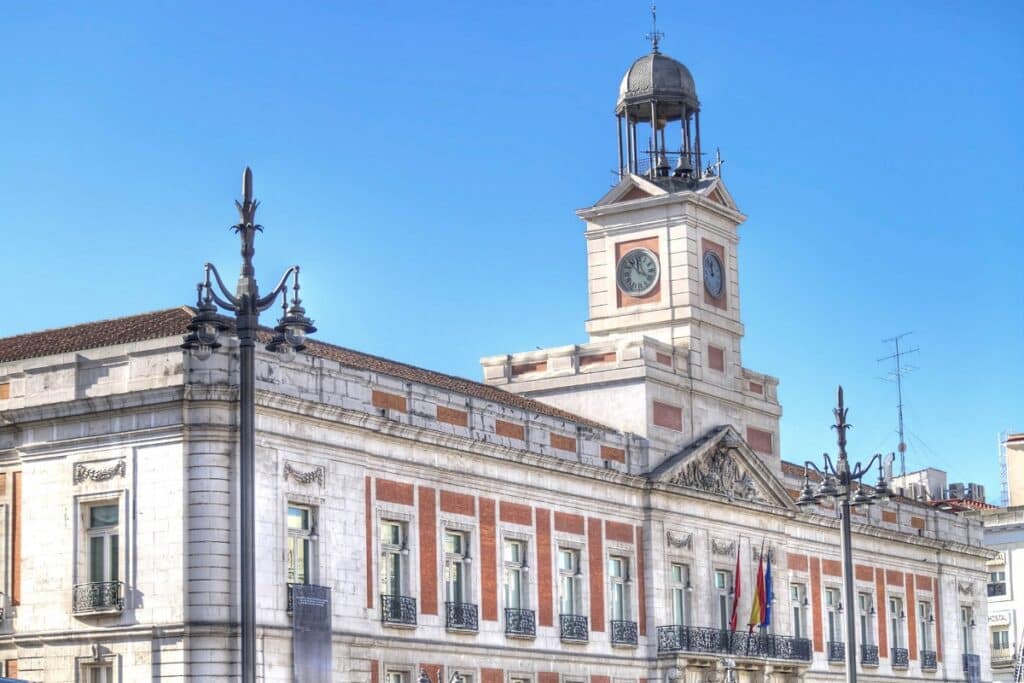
xmin=616 ymin=248 xmax=660 ymax=297
xmin=703 ymin=251 xmax=724 ymax=298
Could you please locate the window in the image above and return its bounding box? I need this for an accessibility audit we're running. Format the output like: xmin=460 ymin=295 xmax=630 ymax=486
xmin=287 ymin=506 xmax=313 ymax=586
xmin=83 ymin=664 xmax=114 ymax=683
xmin=791 ymin=584 xmax=807 ymax=638
xmin=88 ymin=504 xmax=120 ymax=585
xmin=385 ymin=671 xmax=408 ymax=683
xmin=379 ymin=520 xmax=406 ymax=597
xmin=889 ymin=596 xmax=904 ymax=648
xmin=558 ymin=548 xmax=581 ymax=616
xmin=715 ymin=569 xmax=733 ymax=630
xmin=608 ymin=556 xmax=630 ymax=621
xmin=991 ymin=570 xmax=1006 ymax=583
xmin=825 ymin=587 xmax=842 ymax=642
xmin=670 ymin=563 xmax=690 ymax=626
xmin=858 ymin=592 xmax=874 ymax=645
xmin=504 ymin=539 xmax=527 ymax=609
xmin=993 ymin=628 xmax=1010 ymax=650
xmin=961 ymin=605 xmax=974 ymax=654
xmin=918 ymin=601 xmax=933 ymax=650
xmin=444 ymin=530 xmax=470 ymax=604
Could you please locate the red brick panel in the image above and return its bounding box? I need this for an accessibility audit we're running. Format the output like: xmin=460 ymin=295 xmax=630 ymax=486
xmin=365 ymin=477 xmax=374 ymax=609
xmin=656 ymin=352 xmax=673 ymax=366
xmin=910 ymin=516 xmax=925 ymax=530
xmin=418 ymin=487 xmax=438 ymax=615
xmin=636 ymin=525 xmax=647 ymax=636
xmin=605 ymin=521 xmax=634 ymax=544
xmin=601 ymin=445 xmax=626 ymax=463
xmin=376 ymin=478 xmax=414 ymax=506
xmin=372 ymin=389 xmax=407 ymax=413
xmin=810 ymin=557 xmax=823 ymax=653
xmin=12 ymin=471 xmax=20 ymax=606
xmin=480 ymin=498 xmax=498 ymax=621
xmin=580 ymin=352 xmax=616 ymax=367
xmin=536 ymin=508 xmax=553 ymax=627
xmin=653 ymin=401 xmax=683 ymax=432
xmin=0 ymin=473 xmax=6 ymax=496
xmin=882 ymin=510 xmax=898 ymax=524
xmin=440 ymin=490 xmax=475 ymax=516
xmin=554 ymin=512 xmax=585 ymax=535
xmin=499 ymin=501 xmax=532 ymax=526
xmin=495 ymin=419 xmax=525 ymax=441
xmin=886 ymin=569 xmax=904 ymax=587
xmin=5 ymin=661 xmax=16 ymax=678
xmin=788 ymin=553 xmax=808 ymax=572
xmin=436 ymin=406 xmax=468 ymax=427
xmin=592 ymin=676 xmax=611 ymax=683
xmin=822 ymin=559 xmax=841 ymax=577
xmin=420 ymin=664 xmax=442 ymax=683
xmin=906 ymin=573 xmax=917 ymax=659
xmin=746 ymin=427 xmax=773 ymax=455
xmin=550 ymin=433 xmax=577 ymax=453
xmin=588 ymin=517 xmax=605 ymax=632
xmin=482 ymin=669 xmax=503 ymax=683
xmin=0 ymin=382 xmax=9 ymax=400
xmin=749 ymin=381 xmax=763 ymax=394
xmin=875 ymin=569 xmax=888 ymax=655
xmin=708 ymin=345 xmax=725 ymax=371
xmin=370 ymin=660 xmax=379 ymax=683
xmin=855 ymin=564 xmax=873 ymax=582
xmin=539 ymin=674 xmax=558 ymax=683
xmin=916 ymin=574 xmax=932 ymax=591
xmin=511 ymin=361 xmax=547 ymax=376
xmin=933 ymin=577 xmax=943 ymax=661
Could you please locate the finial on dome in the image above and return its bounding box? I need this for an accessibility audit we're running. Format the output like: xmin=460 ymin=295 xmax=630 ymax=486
xmin=645 ymin=3 xmax=664 ymax=53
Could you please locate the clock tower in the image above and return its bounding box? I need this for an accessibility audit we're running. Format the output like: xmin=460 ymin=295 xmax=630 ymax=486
xmin=481 ymin=31 xmax=782 ymax=473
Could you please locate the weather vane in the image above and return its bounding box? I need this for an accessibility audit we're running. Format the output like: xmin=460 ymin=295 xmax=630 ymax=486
xmin=646 ymin=3 xmax=664 ymax=53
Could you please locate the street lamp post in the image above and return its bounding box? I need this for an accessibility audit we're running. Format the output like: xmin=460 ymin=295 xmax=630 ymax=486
xmin=182 ymin=168 xmax=316 ymax=683
xmin=796 ymin=387 xmax=893 ymax=683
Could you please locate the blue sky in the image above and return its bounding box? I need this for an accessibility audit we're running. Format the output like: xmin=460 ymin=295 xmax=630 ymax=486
xmin=2 ymin=2 xmax=1021 ymax=498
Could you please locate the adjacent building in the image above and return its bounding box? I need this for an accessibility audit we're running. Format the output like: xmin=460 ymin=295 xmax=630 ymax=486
xmin=0 ymin=33 xmax=994 ymax=683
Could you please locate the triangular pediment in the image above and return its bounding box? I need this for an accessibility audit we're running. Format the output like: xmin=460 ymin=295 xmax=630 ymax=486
xmin=699 ymin=178 xmax=740 ymax=212
xmin=650 ymin=425 xmax=797 ymax=510
xmin=594 ymin=174 xmax=668 ymax=206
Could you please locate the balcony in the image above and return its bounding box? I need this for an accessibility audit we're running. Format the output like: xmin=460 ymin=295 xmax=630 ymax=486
xmin=891 ymin=647 xmax=909 ymax=669
xmin=380 ymin=594 xmax=417 ymax=626
xmin=827 ymin=641 xmax=845 ymax=663
xmin=560 ymin=614 xmax=589 ymax=642
xmin=656 ymin=626 xmax=812 ymax=662
xmin=72 ymin=581 xmax=124 ymax=614
xmin=920 ymin=650 xmax=937 ymax=671
xmin=860 ymin=644 xmax=879 ymax=666
xmin=992 ymin=646 xmax=1014 ymax=664
xmin=504 ymin=607 xmax=535 ymax=638
xmin=611 ymin=619 xmax=638 ymax=646
xmin=445 ymin=601 xmax=478 ymax=632
xmin=988 ymin=581 xmax=1007 ymax=597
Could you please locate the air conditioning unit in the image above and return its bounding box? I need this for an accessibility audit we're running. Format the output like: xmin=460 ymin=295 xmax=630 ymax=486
xmin=948 ymin=483 xmax=966 ymax=499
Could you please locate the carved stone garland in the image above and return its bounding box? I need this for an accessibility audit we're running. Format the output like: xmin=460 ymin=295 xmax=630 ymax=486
xmin=668 ymin=444 xmax=766 ymax=503
xmin=284 ymin=463 xmax=325 ymax=486
xmin=666 ymin=530 xmax=693 ymax=550
xmin=711 ymin=539 xmax=736 ymax=558
xmin=74 ymin=459 xmax=126 ymax=484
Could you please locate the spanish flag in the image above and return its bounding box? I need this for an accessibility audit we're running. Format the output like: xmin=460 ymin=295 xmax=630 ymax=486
xmin=747 ymin=550 xmax=766 ymax=630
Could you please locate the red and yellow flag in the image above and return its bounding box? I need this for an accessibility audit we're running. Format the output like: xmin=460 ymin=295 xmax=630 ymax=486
xmin=748 ymin=552 xmax=766 ymax=630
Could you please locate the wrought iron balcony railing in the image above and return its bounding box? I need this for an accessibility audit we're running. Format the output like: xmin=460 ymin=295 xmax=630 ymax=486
xmin=827 ymin=640 xmax=845 ymax=663
xmin=988 ymin=581 xmax=1007 ymax=597
xmin=445 ymin=601 xmax=478 ymax=631
xmin=611 ymin=619 xmax=638 ymax=646
xmin=560 ymin=613 xmax=589 ymax=642
xmin=860 ymin=643 xmax=879 ymax=665
xmin=655 ymin=625 xmax=812 ymax=662
xmin=504 ymin=607 xmax=535 ymax=637
xmin=920 ymin=649 xmax=937 ymax=671
xmin=891 ymin=647 xmax=909 ymax=669
xmin=380 ymin=594 xmax=417 ymax=626
xmin=72 ymin=581 xmax=124 ymax=613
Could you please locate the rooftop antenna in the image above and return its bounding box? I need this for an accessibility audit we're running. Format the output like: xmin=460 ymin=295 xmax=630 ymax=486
xmin=878 ymin=333 xmax=919 ymax=479
xmin=709 ymin=147 xmax=725 ymax=178
xmin=646 ymin=3 xmax=664 ymax=53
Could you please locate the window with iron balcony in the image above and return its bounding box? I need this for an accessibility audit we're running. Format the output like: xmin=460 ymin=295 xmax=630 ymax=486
xmin=444 ymin=530 xmax=477 ymax=631
xmin=609 ymin=555 xmax=637 ymax=646
xmin=503 ymin=539 xmax=534 ymax=638
xmin=558 ymin=548 xmax=588 ymax=641
xmin=379 ymin=520 xmax=416 ymax=626
xmin=74 ymin=501 xmax=124 ymax=614
xmin=286 ymin=505 xmax=327 ymax=613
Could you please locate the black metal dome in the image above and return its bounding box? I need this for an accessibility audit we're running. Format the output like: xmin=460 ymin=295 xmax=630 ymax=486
xmin=616 ymin=52 xmax=699 ymax=120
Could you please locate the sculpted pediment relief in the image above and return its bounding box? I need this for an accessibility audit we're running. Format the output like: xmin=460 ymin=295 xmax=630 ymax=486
xmin=651 ymin=426 xmax=797 ymax=510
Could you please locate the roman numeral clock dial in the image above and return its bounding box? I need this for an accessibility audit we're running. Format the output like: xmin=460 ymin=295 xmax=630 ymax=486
xmin=703 ymin=250 xmax=724 ymax=298
xmin=615 ymin=248 xmax=660 ymax=297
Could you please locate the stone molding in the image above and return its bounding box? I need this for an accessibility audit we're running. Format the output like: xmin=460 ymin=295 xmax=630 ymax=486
xmin=669 ymin=444 xmax=766 ymax=504
xmin=666 ymin=530 xmax=693 ymax=550
xmin=283 ymin=462 xmax=325 ymax=487
xmin=711 ymin=538 xmax=736 ymax=558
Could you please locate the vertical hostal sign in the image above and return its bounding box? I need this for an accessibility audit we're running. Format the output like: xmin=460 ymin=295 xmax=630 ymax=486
xmin=292 ymin=584 xmax=332 ymax=682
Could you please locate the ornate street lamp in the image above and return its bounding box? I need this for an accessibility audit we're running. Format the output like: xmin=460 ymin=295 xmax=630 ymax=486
xmin=796 ymin=387 xmax=893 ymax=683
xmin=182 ymin=168 xmax=316 ymax=683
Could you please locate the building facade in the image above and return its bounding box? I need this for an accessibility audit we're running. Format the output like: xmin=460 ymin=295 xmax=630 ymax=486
xmin=981 ymin=505 xmax=1024 ymax=681
xmin=0 ymin=36 xmax=994 ymax=683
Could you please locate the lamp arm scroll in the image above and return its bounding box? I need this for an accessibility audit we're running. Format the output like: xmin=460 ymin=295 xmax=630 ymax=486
xmin=257 ymin=265 xmax=299 ymax=311
xmin=205 ymin=263 xmax=240 ymax=310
